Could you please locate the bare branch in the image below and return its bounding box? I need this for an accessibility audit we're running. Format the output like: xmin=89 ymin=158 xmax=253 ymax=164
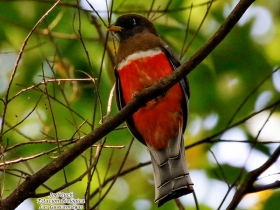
xmin=186 ymin=98 xmax=280 ymax=150
xmin=0 ymin=0 xmax=63 ymax=141
xmin=247 ymin=180 xmax=280 ymax=193
xmin=227 ymin=145 xmax=280 ymax=209
xmin=0 ymin=0 xmax=255 ymax=209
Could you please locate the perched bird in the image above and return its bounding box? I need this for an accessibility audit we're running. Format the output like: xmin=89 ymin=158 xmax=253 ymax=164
xmin=108 ymin=14 xmax=193 ymax=207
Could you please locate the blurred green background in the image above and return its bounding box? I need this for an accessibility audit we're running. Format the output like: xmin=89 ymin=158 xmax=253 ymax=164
xmin=0 ymin=0 xmax=280 ymax=209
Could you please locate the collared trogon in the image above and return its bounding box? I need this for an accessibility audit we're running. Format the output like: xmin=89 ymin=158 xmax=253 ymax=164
xmin=108 ymin=14 xmax=193 ymax=207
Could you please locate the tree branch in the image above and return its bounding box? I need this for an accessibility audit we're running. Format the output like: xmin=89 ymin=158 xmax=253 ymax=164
xmin=227 ymin=145 xmax=280 ymax=209
xmin=0 ymin=0 xmax=255 ymax=209
xmin=247 ymin=180 xmax=280 ymax=194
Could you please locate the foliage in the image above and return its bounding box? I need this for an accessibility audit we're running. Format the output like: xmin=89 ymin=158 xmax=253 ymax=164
xmin=0 ymin=0 xmax=279 ymax=209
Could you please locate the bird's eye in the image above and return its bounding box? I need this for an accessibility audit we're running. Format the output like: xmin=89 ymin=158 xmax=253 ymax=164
xmin=124 ymin=18 xmax=137 ymax=28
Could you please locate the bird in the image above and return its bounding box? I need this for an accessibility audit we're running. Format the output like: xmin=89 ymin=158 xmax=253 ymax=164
xmin=107 ymin=14 xmax=193 ymax=207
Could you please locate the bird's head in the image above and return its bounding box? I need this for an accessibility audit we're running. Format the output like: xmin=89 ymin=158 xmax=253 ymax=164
xmin=107 ymin=14 xmax=158 ymax=42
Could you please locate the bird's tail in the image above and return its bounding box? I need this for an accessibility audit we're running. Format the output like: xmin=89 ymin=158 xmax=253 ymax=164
xmin=148 ymin=135 xmax=193 ymax=207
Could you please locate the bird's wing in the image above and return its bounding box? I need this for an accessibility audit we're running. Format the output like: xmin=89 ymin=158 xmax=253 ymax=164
xmin=160 ymin=40 xmax=190 ymax=130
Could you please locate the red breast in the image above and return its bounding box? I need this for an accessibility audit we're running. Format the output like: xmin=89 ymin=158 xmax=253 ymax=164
xmin=117 ymin=48 xmax=183 ymax=149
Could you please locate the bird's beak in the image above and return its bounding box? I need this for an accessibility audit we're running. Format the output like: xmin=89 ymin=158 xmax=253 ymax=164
xmin=107 ymin=25 xmax=123 ymax=32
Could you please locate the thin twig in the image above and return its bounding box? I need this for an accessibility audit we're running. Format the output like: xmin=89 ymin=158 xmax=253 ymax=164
xmin=0 ymin=0 xmax=63 ymax=142
xmin=226 ymin=67 xmax=280 ymax=127
xmin=0 ymin=1 xmax=255 ymax=209
xmin=174 ymin=198 xmax=185 ymax=210
xmin=1 ymin=95 xmax=43 ymax=136
xmin=90 ymin=138 xmax=134 ymax=209
xmin=185 ymin=98 xmax=280 ymax=150
xmin=180 ymin=0 xmax=214 ymax=59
